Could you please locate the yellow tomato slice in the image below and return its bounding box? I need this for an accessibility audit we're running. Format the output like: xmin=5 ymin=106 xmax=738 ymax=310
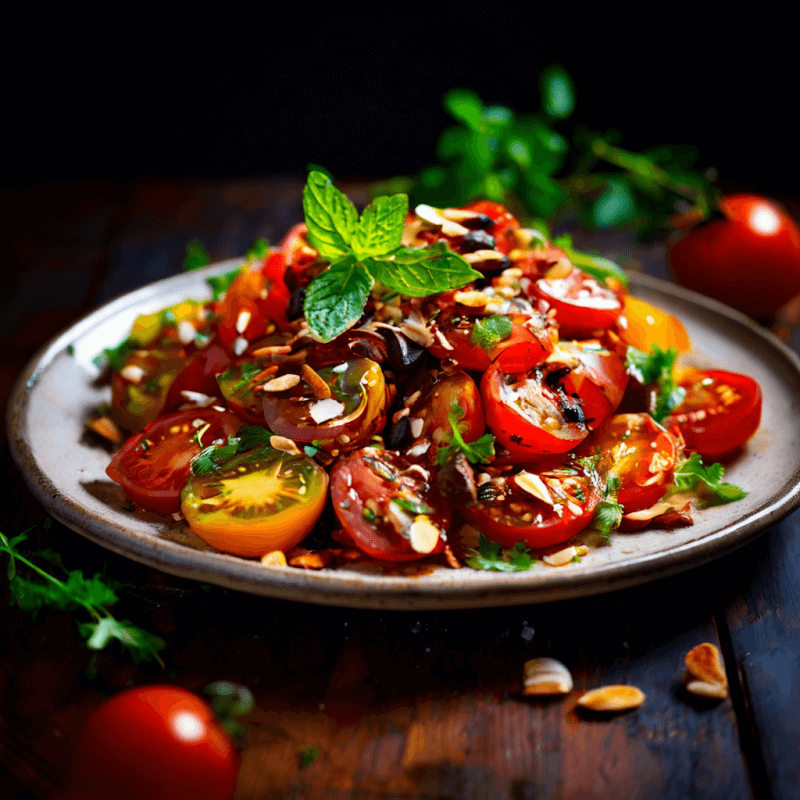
xmin=619 ymin=295 xmax=691 ymax=354
xmin=181 ymin=445 xmax=328 ymax=557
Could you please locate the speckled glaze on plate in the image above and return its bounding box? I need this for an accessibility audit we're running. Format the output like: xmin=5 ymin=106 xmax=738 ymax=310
xmin=8 ymin=262 xmax=800 ymax=609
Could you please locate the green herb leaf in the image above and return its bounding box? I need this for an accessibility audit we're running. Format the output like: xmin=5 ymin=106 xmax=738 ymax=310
xmin=191 ymin=443 xmax=239 ymax=476
xmin=93 ymin=338 xmax=134 ymax=372
xmin=245 ymin=237 xmax=270 ymax=261
xmin=363 ymin=242 xmax=481 ymax=298
xmin=392 ymin=495 xmax=434 ymax=516
xmin=184 ymin=240 xmax=211 ymax=272
xmin=673 ymin=452 xmax=746 ymax=505
xmin=443 ymin=88 xmax=484 ymax=132
xmin=470 ymin=314 xmax=513 ymax=350
xmin=540 ymin=64 xmax=575 ymax=120
xmin=206 ymin=267 xmax=241 ymax=301
xmin=303 ymin=255 xmax=373 ymax=342
xmin=552 ymin=234 xmax=629 ymax=288
xmin=592 ymin=475 xmax=623 ymax=541
xmin=436 ymin=403 xmax=496 ymax=466
xmin=235 ymin=425 xmax=275 ymax=453
xmin=466 ymin=534 xmax=535 ymax=572
xmin=351 ymin=194 xmax=408 ymax=259
xmin=302 ymin=171 xmax=358 ymax=261
xmin=298 ymin=746 xmax=321 ymax=769
xmin=624 ymin=344 xmax=685 ymax=423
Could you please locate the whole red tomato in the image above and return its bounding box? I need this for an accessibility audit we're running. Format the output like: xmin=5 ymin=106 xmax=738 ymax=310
xmin=669 ymin=194 xmax=800 ymax=322
xmin=70 ymin=686 xmax=239 ymax=800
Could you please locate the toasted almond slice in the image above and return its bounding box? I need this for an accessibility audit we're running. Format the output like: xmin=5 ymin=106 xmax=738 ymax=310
xmin=252 ymin=344 xmax=293 ymax=358
xmin=523 ymin=658 xmax=573 ymax=695
xmin=269 ymin=435 xmax=302 ymax=455
xmin=578 ymin=685 xmax=645 ymax=712
xmin=515 ymin=472 xmax=554 ymax=505
xmin=260 ymin=550 xmax=288 ymax=567
xmin=463 ymin=250 xmax=509 ymax=268
xmin=414 ymin=204 xmax=470 ymax=237
xmin=544 ymin=260 xmax=573 ymax=280
xmin=543 ymin=546 xmax=578 ymax=567
xmin=119 ymin=365 xmax=146 ymax=384
xmin=87 ymin=416 xmax=124 ymax=444
xmin=408 ymin=515 xmax=441 ymax=554
xmin=441 ymin=208 xmax=486 ymax=224
xmin=686 ymin=680 xmax=728 ymax=700
xmin=443 ymin=545 xmax=462 ymax=569
xmin=263 ymin=373 xmax=301 ymax=392
xmin=454 ymin=290 xmax=489 ymax=308
xmin=252 ymin=364 xmax=280 ymax=383
xmin=301 ymin=363 xmax=332 ymax=399
xmin=288 ymin=551 xmax=333 ymax=570
xmin=685 ymin=643 xmax=728 ymax=689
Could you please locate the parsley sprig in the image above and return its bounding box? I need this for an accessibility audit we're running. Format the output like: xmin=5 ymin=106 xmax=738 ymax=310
xmin=625 ymin=344 xmax=686 ymax=423
xmin=673 ymin=452 xmax=747 ymax=505
xmin=1 ymin=524 xmax=165 ymax=666
xmin=191 ymin=424 xmax=275 ymax=476
xmin=591 ymin=475 xmax=623 ymax=541
xmin=466 ymin=533 xmax=535 ymax=572
xmin=302 ymin=171 xmax=481 ymax=342
xmin=436 ymin=403 xmax=496 ymax=466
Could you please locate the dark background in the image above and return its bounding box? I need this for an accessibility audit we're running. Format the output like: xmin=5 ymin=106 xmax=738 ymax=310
xmin=4 ymin=13 xmax=795 ymax=196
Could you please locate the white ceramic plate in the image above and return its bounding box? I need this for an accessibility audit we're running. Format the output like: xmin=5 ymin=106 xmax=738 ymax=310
xmin=8 ymin=262 xmax=800 ymax=609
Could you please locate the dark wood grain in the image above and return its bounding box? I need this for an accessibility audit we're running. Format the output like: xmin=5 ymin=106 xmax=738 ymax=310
xmin=3 ymin=176 xmax=797 ymax=799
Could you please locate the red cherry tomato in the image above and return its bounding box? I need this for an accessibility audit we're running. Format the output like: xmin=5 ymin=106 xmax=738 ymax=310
xmin=463 ymin=458 xmax=601 ymax=549
xmin=215 ymin=268 xmax=269 ymax=348
xmin=574 ymin=413 xmax=680 ymax=513
xmin=462 ymin=200 xmax=520 ymax=253
xmin=70 ymin=686 xmax=239 ymax=800
xmin=162 ymin=341 xmax=236 ymax=413
xmin=666 ymin=369 xmax=762 ymax=460
xmin=528 ymin=266 xmax=623 ymax=339
xmin=330 ymin=448 xmax=449 ymax=561
xmin=106 ymin=407 xmax=242 ymax=515
xmin=669 ymin=194 xmax=800 ymax=322
xmin=261 ymin=250 xmax=291 ymax=330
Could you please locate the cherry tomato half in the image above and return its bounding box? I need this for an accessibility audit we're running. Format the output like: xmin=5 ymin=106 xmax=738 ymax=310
xmin=666 ymin=369 xmax=762 ymax=460
xmin=463 ymin=200 xmax=520 ymax=254
xmin=669 ymin=194 xmax=800 ymax=322
xmin=70 ymin=686 xmax=239 ymax=800
xmin=330 ymin=448 xmax=448 ymax=561
xmin=463 ymin=459 xmax=601 ymax=549
xmin=106 ymin=407 xmax=242 ymax=515
xmin=181 ymin=444 xmax=328 ymax=557
xmin=574 ymin=413 xmax=680 ymax=513
xmin=617 ymin=295 xmax=691 ymax=355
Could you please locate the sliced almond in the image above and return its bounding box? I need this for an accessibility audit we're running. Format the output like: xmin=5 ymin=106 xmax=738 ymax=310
xmin=440 ymin=207 xmax=485 ymax=224
xmin=414 ymin=204 xmax=470 ymax=237
xmin=686 ymin=680 xmax=727 ymax=700
xmin=119 ymin=365 xmax=146 ymax=384
xmin=578 ymin=685 xmax=645 ymax=712
xmin=515 ymin=472 xmax=553 ymax=505
xmin=260 ymin=550 xmax=288 ymax=567
xmin=301 ymin=363 xmax=332 ymax=399
xmin=288 ymin=550 xmax=333 ymax=570
xmin=408 ymin=515 xmax=441 ymax=554
xmin=262 ymin=373 xmax=301 ymax=392
xmin=269 ymin=435 xmax=302 ymax=455
xmin=685 ymin=643 xmax=728 ymax=690
xmin=251 ymin=344 xmax=293 ymax=358
xmin=87 ymin=416 xmax=123 ymax=444
xmin=544 ymin=260 xmax=573 ymax=280
xmin=463 ymin=250 xmax=510 ymax=269
xmin=523 ymin=657 xmax=573 ymax=696
xmin=543 ymin=546 xmax=578 ymax=567
xmin=443 ymin=545 xmax=462 ymax=569
xmin=454 ymin=290 xmax=489 ymax=308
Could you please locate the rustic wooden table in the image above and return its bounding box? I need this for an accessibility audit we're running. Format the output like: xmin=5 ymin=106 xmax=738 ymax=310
xmin=2 ymin=177 xmax=799 ymax=800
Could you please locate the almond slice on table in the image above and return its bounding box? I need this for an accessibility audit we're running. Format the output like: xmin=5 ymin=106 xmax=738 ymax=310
xmin=522 ymin=658 xmax=573 ymax=696
xmin=684 ymin=642 xmax=728 ymax=698
xmin=685 ymin=680 xmax=728 ymax=700
xmin=578 ymin=685 xmax=646 ymax=712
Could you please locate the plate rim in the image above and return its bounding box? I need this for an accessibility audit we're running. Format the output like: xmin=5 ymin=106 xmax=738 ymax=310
xmin=8 ymin=264 xmax=800 ymax=609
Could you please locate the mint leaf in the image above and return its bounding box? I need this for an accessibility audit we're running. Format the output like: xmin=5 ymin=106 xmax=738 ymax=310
xmin=673 ymin=452 xmax=746 ymax=505
xmin=184 ymin=240 xmax=211 ymax=272
xmin=466 ymin=534 xmax=535 ymax=572
xmin=351 ymin=194 xmax=408 ymax=259
xmin=206 ymin=267 xmax=241 ymax=301
xmin=303 ymin=255 xmax=373 ymax=342
xmin=363 ymin=242 xmax=481 ymax=298
xmin=302 ymin=171 xmax=358 ymax=261
xmin=553 ymin=234 xmax=628 ymax=289
xmin=471 ymin=315 xmax=512 ymax=350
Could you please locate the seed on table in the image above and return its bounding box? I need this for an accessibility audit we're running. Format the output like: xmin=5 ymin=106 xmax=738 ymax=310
xmin=686 ymin=680 xmax=728 ymax=700
xmin=685 ymin=643 xmax=728 ymax=690
xmin=578 ymin=685 xmax=646 ymax=712
xmin=523 ymin=657 xmax=573 ymax=695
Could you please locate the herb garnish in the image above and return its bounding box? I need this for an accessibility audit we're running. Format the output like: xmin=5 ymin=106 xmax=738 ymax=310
xmin=436 ymin=403 xmax=496 ymax=466
xmin=552 ymin=233 xmax=629 ymax=289
xmin=466 ymin=533 xmax=535 ymax=572
xmin=1 ymin=524 xmax=165 ymax=666
xmin=191 ymin=425 xmax=278 ymax=476
xmin=625 ymin=344 xmax=686 ymax=423
xmin=592 ymin=475 xmax=623 ymax=541
xmin=302 ymin=171 xmax=481 ymax=342
xmin=673 ymin=452 xmax=746 ymax=505
xmin=183 ymin=240 xmax=211 ymax=272
xmin=471 ymin=314 xmax=513 ymax=350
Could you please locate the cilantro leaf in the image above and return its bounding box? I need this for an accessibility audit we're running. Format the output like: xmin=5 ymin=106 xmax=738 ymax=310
xmin=673 ymin=452 xmax=746 ymax=505
xmin=303 ymin=255 xmax=373 ymax=342
xmin=436 ymin=403 xmax=496 ymax=466
xmin=466 ymin=534 xmax=535 ymax=572
xmin=471 ymin=315 xmax=512 ymax=350
xmin=625 ymin=344 xmax=685 ymax=423
xmin=302 ymin=171 xmax=358 ymax=261
xmin=191 ymin=443 xmax=239 ymax=476
xmin=351 ymin=194 xmax=408 ymax=259
xmin=592 ymin=475 xmax=623 ymax=541
xmin=363 ymin=242 xmax=481 ymax=298
xmin=392 ymin=495 xmax=434 ymax=516
xmin=206 ymin=267 xmax=241 ymax=301
xmin=553 ymin=234 xmax=629 ymax=288
xmin=245 ymin=237 xmax=270 ymax=261
xmin=235 ymin=425 xmax=275 ymax=452
xmin=93 ymin=338 xmax=134 ymax=372
xmin=184 ymin=240 xmax=211 ymax=272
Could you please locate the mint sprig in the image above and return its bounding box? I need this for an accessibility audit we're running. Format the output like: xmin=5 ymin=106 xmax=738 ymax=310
xmin=673 ymin=452 xmax=746 ymax=505
xmin=301 ymin=171 xmax=481 ymax=342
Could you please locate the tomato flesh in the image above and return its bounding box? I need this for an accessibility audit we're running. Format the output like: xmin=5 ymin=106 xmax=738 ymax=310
xmin=666 ymin=369 xmax=762 ymax=460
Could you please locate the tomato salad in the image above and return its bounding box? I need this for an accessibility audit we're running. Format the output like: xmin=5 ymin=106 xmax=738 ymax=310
xmin=96 ymin=175 xmax=759 ymax=570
